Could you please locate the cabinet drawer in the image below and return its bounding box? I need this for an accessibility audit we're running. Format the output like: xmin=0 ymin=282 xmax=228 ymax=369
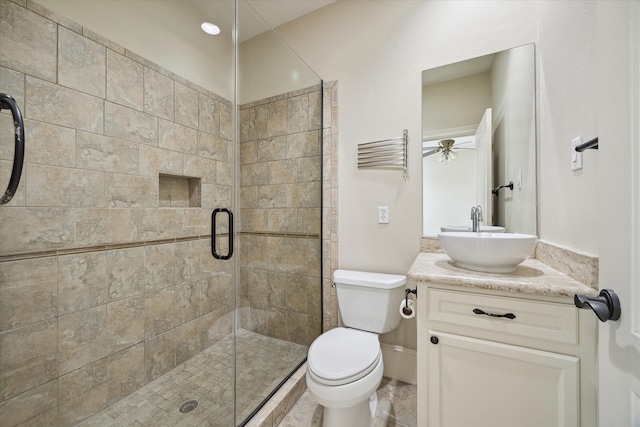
xmin=427 ymin=288 xmax=578 ymax=345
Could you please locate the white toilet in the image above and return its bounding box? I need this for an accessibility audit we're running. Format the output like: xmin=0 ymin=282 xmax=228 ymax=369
xmin=306 ymin=269 xmax=407 ymax=427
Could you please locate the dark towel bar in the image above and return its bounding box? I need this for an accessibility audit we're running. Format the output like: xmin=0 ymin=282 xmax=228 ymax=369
xmin=574 ymin=137 xmax=598 ymax=152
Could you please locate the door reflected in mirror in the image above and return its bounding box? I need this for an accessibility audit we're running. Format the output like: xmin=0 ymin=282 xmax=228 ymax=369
xmin=421 ymin=44 xmax=536 ymax=236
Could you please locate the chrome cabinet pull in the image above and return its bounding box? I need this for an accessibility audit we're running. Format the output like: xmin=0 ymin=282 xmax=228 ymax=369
xmin=473 ymin=308 xmax=516 ymax=319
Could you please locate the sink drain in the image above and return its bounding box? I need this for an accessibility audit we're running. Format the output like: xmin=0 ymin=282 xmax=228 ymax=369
xmin=179 ymin=399 xmax=199 ymax=414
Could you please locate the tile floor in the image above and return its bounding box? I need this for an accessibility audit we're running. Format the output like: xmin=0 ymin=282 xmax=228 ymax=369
xmin=78 ymin=329 xmax=307 ymax=426
xmin=278 ymin=377 xmax=417 ymax=427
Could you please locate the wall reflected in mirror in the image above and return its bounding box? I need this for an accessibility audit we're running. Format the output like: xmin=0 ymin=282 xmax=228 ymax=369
xmin=422 ymin=44 xmax=536 ymax=236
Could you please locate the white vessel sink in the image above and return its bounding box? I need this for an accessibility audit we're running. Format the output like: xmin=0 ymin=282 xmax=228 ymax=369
xmin=440 ymin=225 xmax=505 ymax=233
xmin=438 ymin=232 xmax=538 ymax=273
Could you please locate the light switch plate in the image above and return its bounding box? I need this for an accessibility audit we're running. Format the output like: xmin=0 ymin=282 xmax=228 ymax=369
xmin=517 ymin=170 xmax=523 ymax=189
xmin=571 ymin=136 xmax=583 ymax=171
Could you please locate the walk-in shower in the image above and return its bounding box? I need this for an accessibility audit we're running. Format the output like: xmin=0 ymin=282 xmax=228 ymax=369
xmin=0 ymin=1 xmax=323 ymax=425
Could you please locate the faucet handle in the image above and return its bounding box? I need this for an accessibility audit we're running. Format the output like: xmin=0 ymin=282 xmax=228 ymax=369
xmin=476 ymin=206 xmax=483 ymax=222
xmin=470 ymin=206 xmax=476 ymax=219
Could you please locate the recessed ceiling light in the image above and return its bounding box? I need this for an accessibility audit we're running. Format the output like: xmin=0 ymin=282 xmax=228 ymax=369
xmin=201 ymin=22 xmax=220 ymax=35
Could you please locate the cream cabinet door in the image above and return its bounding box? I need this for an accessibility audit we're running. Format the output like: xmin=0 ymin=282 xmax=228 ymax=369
xmin=427 ymin=331 xmax=579 ymax=427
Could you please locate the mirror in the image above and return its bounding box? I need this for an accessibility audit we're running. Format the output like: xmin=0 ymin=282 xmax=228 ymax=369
xmin=421 ymin=44 xmax=536 ymax=236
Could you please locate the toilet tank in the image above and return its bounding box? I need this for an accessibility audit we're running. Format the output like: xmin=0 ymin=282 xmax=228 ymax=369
xmin=333 ymin=269 xmax=407 ymax=334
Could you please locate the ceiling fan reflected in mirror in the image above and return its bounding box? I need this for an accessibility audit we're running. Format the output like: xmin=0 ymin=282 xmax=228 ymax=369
xmin=422 ymin=136 xmax=475 ymax=164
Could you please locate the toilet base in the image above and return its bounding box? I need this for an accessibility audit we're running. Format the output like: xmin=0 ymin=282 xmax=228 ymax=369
xmin=322 ymin=392 xmax=377 ymax=427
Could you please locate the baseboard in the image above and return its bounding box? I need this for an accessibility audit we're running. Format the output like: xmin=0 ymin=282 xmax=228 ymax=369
xmin=381 ymin=343 xmax=417 ymax=385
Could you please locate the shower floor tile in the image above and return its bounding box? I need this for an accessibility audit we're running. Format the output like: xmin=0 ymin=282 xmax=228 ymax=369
xmin=79 ymin=329 xmax=307 ymax=427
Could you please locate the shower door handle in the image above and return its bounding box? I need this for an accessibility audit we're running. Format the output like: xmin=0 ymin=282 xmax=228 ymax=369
xmin=211 ymin=208 xmax=234 ymax=260
xmin=0 ymin=94 xmax=25 ymax=205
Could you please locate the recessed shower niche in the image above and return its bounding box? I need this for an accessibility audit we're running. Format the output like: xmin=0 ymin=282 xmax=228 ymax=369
xmin=159 ymin=174 xmax=201 ymax=208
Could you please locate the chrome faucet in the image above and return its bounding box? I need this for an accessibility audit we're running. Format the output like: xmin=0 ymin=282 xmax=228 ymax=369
xmin=470 ymin=205 xmax=483 ymax=232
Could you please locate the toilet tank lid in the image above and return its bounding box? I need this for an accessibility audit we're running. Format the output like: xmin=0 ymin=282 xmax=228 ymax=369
xmin=333 ymin=269 xmax=407 ymax=289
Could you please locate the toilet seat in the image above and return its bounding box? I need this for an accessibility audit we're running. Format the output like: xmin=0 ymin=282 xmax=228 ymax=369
xmin=308 ymin=327 xmax=381 ymax=386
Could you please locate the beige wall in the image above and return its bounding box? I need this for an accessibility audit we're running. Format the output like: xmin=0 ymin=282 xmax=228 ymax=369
xmin=536 ymin=0 xmax=598 ymax=254
xmin=275 ymin=0 xmax=600 ymax=271
xmin=238 ymin=31 xmax=321 ymax=104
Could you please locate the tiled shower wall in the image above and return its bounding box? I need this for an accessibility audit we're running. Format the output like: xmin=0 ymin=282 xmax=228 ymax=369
xmin=0 ymin=1 xmax=235 ymax=425
xmin=236 ymin=80 xmax=341 ymax=343
xmin=322 ymin=81 xmax=339 ymax=332
xmin=1 ymin=1 xmax=338 ymax=426
xmin=237 ymin=86 xmax=323 ymax=346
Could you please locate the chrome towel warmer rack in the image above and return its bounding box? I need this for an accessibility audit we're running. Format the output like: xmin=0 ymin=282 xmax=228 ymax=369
xmin=357 ymin=129 xmax=408 ymax=180
xmin=0 ymin=93 xmax=25 ymax=205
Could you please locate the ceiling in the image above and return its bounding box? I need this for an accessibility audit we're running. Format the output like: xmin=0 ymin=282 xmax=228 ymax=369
xmin=188 ymin=0 xmax=336 ymax=42
xmin=248 ymin=0 xmax=336 ymax=31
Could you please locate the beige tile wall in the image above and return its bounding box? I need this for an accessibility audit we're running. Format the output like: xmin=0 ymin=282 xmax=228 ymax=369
xmin=322 ymin=81 xmax=340 ymax=331
xmin=237 ymin=85 xmax=324 ymax=346
xmin=0 ymin=1 xmax=233 ymax=425
xmin=0 ymin=2 xmax=338 ymax=426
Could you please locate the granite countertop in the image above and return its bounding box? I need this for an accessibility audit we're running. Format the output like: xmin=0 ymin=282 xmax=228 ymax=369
xmin=408 ymin=252 xmax=599 ymax=298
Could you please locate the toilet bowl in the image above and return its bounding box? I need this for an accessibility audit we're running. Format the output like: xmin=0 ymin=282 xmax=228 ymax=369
xmin=307 ymin=327 xmax=384 ymax=427
xmin=306 ymin=270 xmax=407 ymax=427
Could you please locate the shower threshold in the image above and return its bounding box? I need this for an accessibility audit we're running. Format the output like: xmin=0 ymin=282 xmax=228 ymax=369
xmin=78 ymin=329 xmax=308 ymax=426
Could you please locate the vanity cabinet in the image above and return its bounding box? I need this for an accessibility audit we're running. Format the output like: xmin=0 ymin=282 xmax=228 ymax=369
xmin=417 ymin=285 xmax=597 ymax=427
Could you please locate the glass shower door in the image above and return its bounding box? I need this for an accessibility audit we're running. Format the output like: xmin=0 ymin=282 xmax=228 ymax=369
xmin=234 ymin=2 xmax=323 ymax=423
xmin=0 ymin=0 xmax=239 ymax=425
xmin=1 ymin=1 xmax=323 ymax=425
